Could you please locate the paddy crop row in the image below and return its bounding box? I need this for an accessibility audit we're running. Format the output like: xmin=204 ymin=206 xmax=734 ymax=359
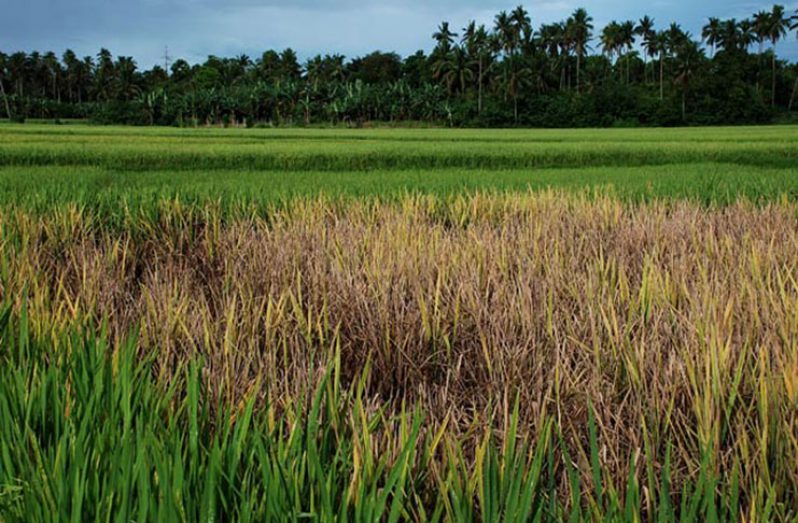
xmin=2 ymin=124 xmax=798 ymax=172
xmin=3 ymin=163 xmax=798 ymax=219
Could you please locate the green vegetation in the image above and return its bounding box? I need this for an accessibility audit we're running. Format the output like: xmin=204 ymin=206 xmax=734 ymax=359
xmin=2 ymin=125 xmax=798 ymax=521
xmin=2 ymin=124 xmax=798 ymax=216
xmin=0 ymin=308 xmax=771 ymax=522
xmin=1 ymin=5 xmax=797 ymax=126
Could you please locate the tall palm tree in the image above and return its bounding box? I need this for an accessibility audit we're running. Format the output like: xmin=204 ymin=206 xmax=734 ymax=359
xmin=789 ymin=11 xmax=798 ymax=110
xmin=636 ymin=16 xmax=655 ymax=81
xmin=753 ymin=11 xmax=771 ymax=54
xmin=739 ymin=19 xmax=756 ymax=51
xmin=494 ymin=11 xmax=515 ymax=58
xmin=79 ymin=56 xmax=94 ymax=103
xmin=619 ymin=21 xmax=636 ymax=83
xmin=502 ymin=54 xmax=530 ymax=123
xmin=559 ymin=22 xmax=575 ymax=90
xmin=654 ymin=31 xmax=669 ymax=99
xmin=0 ymin=53 xmax=12 ymax=119
xmin=432 ymin=46 xmax=459 ymax=96
xmin=495 ymin=9 xmax=524 ymax=110
xmin=674 ymin=39 xmax=704 ymax=120
xmin=601 ymin=22 xmax=621 ymax=66
xmin=667 ymin=23 xmax=687 ymax=51
xmin=451 ymin=46 xmax=474 ymax=95
xmin=115 ymin=56 xmax=140 ymax=101
xmin=752 ymin=11 xmax=771 ymax=95
xmin=433 ymin=22 xmax=457 ymax=55
xmin=462 ymin=20 xmax=477 ymax=48
xmin=42 ymin=51 xmax=61 ymax=102
xmin=94 ymin=48 xmax=115 ymax=102
xmin=8 ymin=52 xmax=26 ymax=97
xmin=702 ymin=17 xmax=722 ymax=57
xmin=538 ymin=23 xmax=561 ymax=58
xmin=718 ymin=19 xmax=742 ymax=52
xmin=568 ymin=8 xmax=593 ymax=93
xmin=510 ymin=5 xmax=532 ymax=49
xmin=462 ymin=22 xmax=491 ymax=114
xmin=62 ymin=49 xmax=79 ymax=102
xmin=765 ymin=5 xmax=790 ymax=107
xmin=538 ymin=22 xmax=564 ymax=88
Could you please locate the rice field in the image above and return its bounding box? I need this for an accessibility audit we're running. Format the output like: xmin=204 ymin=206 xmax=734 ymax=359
xmin=1 ymin=123 xmax=798 ymax=521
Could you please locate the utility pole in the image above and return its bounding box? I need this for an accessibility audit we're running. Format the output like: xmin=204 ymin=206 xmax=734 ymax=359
xmin=163 ymin=46 xmax=171 ymax=76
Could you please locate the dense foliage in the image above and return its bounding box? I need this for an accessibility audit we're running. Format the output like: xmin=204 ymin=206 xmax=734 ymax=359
xmin=1 ymin=5 xmax=798 ymax=127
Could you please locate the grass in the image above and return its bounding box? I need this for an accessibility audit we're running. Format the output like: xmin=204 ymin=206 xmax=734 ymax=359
xmin=1 ymin=124 xmax=798 ymax=521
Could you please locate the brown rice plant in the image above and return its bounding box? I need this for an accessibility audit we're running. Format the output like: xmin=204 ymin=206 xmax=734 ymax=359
xmin=1 ymin=191 xmax=798 ymax=520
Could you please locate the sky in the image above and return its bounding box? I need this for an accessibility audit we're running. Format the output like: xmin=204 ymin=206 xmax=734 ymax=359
xmin=2 ymin=0 xmax=797 ymax=68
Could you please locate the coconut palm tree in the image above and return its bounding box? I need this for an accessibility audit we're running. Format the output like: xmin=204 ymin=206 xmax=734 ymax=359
xmin=62 ymin=49 xmax=79 ymax=103
xmin=494 ymin=11 xmax=515 ymax=58
xmin=702 ymin=17 xmax=722 ymax=57
xmin=753 ymin=11 xmax=771 ymax=54
xmin=463 ymin=22 xmax=491 ymax=114
xmin=8 ymin=52 xmax=27 ymax=97
xmin=452 ymin=46 xmax=474 ymax=95
xmin=433 ymin=22 xmax=457 ymax=55
xmin=718 ymin=19 xmax=742 ymax=52
xmin=752 ymin=11 xmax=771 ymax=95
xmin=739 ymin=19 xmax=756 ymax=50
xmin=510 ymin=5 xmax=532 ymax=49
xmin=501 ymin=53 xmax=531 ymax=123
xmin=495 ymin=10 xmax=523 ymax=107
xmin=667 ymin=23 xmax=687 ymax=51
xmin=42 ymin=51 xmax=61 ymax=101
xmin=789 ymin=11 xmax=798 ymax=110
xmin=78 ymin=56 xmax=94 ymax=103
xmin=432 ymin=45 xmax=460 ymax=96
xmin=765 ymin=5 xmax=790 ymax=107
xmin=601 ymin=22 xmax=621 ymax=68
xmin=94 ymin=49 xmax=116 ymax=102
xmin=568 ymin=8 xmax=593 ymax=92
xmin=654 ymin=31 xmax=669 ymax=99
xmin=636 ymin=16 xmax=655 ymax=81
xmin=619 ymin=21 xmax=636 ymax=83
xmin=0 ymin=53 xmax=12 ymax=119
xmin=115 ymin=56 xmax=140 ymax=101
xmin=673 ymin=39 xmax=704 ymax=120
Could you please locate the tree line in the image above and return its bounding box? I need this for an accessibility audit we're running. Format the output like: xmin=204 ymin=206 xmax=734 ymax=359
xmin=1 ymin=5 xmax=797 ymax=127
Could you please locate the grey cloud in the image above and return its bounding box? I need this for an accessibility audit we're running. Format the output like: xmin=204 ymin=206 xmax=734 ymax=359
xmin=2 ymin=0 xmax=796 ymax=67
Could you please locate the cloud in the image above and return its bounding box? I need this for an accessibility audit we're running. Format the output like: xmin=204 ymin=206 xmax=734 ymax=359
xmin=1 ymin=0 xmax=796 ymax=67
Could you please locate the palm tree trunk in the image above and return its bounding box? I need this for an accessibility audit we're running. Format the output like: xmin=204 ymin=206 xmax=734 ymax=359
xmin=567 ymin=63 xmax=571 ymax=90
xmin=772 ymin=50 xmax=777 ymax=108
xmin=659 ymin=53 xmax=664 ymax=100
xmin=576 ymin=51 xmax=581 ymax=93
xmin=626 ymin=51 xmax=630 ymax=84
xmin=0 ymin=78 xmax=11 ymax=120
xmin=789 ymin=76 xmax=798 ymax=112
xmin=478 ymin=57 xmax=483 ymax=115
xmin=514 ymin=96 xmax=518 ymax=124
xmin=682 ymin=91 xmax=686 ymax=121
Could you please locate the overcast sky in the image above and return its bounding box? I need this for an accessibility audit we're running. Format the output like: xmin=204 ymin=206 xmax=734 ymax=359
xmin=3 ymin=0 xmax=797 ymax=67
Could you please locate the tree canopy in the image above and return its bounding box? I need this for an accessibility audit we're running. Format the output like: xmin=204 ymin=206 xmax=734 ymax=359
xmin=1 ymin=5 xmax=797 ymax=127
